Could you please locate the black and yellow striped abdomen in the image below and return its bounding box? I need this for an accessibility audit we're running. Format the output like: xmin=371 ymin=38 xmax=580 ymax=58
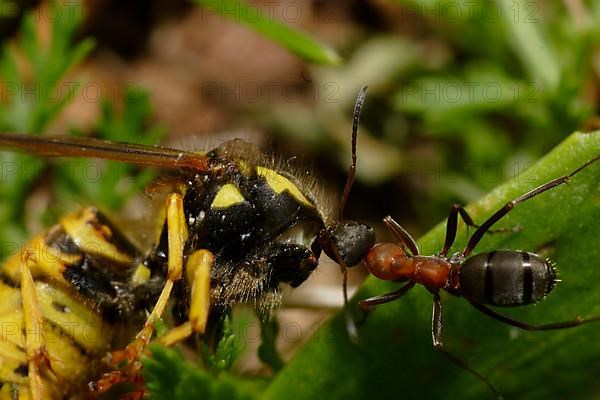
xmin=0 ymin=208 xmax=146 ymax=399
xmin=459 ymin=250 xmax=557 ymax=306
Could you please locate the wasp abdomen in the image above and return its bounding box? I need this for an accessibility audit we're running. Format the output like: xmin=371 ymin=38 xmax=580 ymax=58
xmin=0 ymin=207 xmax=144 ymax=398
xmin=460 ymin=250 xmax=556 ymax=306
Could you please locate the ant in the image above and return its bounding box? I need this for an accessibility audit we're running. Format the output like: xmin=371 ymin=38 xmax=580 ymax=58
xmin=358 ymin=152 xmax=600 ymax=398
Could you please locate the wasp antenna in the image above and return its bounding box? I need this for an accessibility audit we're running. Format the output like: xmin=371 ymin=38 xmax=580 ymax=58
xmin=338 ymin=85 xmax=368 ymax=221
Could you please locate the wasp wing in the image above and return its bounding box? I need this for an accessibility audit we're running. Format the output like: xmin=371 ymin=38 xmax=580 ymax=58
xmin=0 ymin=133 xmax=211 ymax=170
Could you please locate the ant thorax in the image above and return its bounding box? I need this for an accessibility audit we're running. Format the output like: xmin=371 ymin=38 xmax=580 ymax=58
xmin=449 ymin=252 xmax=465 ymax=265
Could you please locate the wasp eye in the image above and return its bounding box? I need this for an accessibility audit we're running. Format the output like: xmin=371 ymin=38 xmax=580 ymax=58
xmin=320 ymin=221 xmax=375 ymax=267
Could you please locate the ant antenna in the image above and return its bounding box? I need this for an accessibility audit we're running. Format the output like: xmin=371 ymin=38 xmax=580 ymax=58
xmin=338 ymin=85 xmax=368 ymax=221
xmin=334 ymin=85 xmax=368 ymax=343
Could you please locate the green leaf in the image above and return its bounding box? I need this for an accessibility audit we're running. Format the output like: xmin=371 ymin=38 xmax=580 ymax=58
xmin=264 ymin=131 xmax=600 ymax=400
xmin=144 ymin=346 xmax=266 ymax=400
xmin=192 ymin=0 xmax=341 ymax=65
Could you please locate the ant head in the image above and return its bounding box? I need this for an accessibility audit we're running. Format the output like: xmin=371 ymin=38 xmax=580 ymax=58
xmin=317 ymin=220 xmax=375 ymax=268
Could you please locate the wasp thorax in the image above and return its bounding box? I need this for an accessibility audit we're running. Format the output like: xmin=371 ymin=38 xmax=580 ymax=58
xmin=176 ymin=158 xmax=328 ymax=312
xmin=319 ymin=221 xmax=375 ymax=268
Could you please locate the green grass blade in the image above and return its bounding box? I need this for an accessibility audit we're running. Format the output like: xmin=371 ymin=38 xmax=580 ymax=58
xmin=264 ymin=130 xmax=600 ymax=400
xmin=192 ymin=0 xmax=341 ymax=65
xmin=497 ymin=0 xmax=559 ymax=90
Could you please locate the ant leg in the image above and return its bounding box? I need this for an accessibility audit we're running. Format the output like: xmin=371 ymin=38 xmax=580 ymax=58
xmin=383 ymin=216 xmax=420 ymax=255
xmin=441 ymin=204 xmax=466 ymax=257
xmin=464 ymin=154 xmax=600 ymax=257
xmin=468 ymin=300 xmax=600 ymax=330
xmin=329 ymin=244 xmax=360 ymax=343
xmin=91 ymin=193 xmax=188 ymax=394
xmin=441 ymin=204 xmax=518 ymax=257
xmin=432 ymin=293 xmax=503 ymax=400
xmin=357 ymin=282 xmax=415 ymax=324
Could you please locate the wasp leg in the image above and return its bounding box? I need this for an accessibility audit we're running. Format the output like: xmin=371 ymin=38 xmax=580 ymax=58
xmin=160 ymin=249 xmax=213 ymax=346
xmin=20 ymin=251 xmax=54 ymax=400
xmin=91 ymin=193 xmax=187 ymax=394
xmin=432 ymin=293 xmax=503 ymax=399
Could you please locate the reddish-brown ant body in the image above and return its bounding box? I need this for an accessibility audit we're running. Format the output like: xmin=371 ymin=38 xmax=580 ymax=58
xmin=358 ymin=155 xmax=600 ymax=398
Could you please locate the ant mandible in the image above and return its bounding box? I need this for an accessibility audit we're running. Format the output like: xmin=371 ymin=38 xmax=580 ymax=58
xmin=358 ymin=152 xmax=600 ymax=399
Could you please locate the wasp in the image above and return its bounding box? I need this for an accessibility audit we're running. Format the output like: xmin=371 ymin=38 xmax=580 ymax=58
xmin=0 ymin=87 xmax=375 ymax=399
xmin=358 ymin=152 xmax=600 ymax=398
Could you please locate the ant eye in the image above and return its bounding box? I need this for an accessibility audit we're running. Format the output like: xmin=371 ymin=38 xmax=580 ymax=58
xmin=320 ymin=221 xmax=375 ymax=267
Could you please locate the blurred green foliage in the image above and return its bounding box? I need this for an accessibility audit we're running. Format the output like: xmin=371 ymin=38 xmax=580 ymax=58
xmin=145 ymin=346 xmax=265 ymax=400
xmin=145 ymin=311 xmax=267 ymax=399
xmin=1 ymin=1 xmax=600 ymax=399
xmin=192 ymin=0 xmax=341 ymax=65
xmin=52 ymin=89 xmax=165 ymax=213
xmin=0 ymin=0 xmax=93 ymax=254
xmin=263 ymin=0 xmax=600 ymax=229
xmin=198 ymin=313 xmax=247 ymax=373
xmin=0 ymin=1 xmax=163 ymax=258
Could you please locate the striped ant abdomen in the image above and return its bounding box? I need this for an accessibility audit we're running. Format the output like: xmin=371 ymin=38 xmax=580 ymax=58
xmin=459 ymin=250 xmax=557 ymax=306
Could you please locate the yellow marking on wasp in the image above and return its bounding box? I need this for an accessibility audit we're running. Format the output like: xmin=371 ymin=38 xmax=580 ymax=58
xmin=237 ymin=160 xmax=253 ymax=176
xmin=0 ymin=382 xmax=29 ymax=398
xmin=60 ymin=208 xmax=133 ymax=265
xmin=211 ymin=184 xmax=245 ymax=209
xmin=2 ymin=235 xmax=73 ymax=286
xmin=36 ymin=282 xmax=110 ymax=354
xmin=0 ymin=311 xmax=25 ymax=349
xmin=131 ymin=264 xmax=151 ymax=286
xmin=186 ymin=249 xmax=213 ymax=334
xmin=20 ymin=255 xmax=48 ymax=400
xmin=42 ymin=323 xmax=93 ymax=383
xmin=0 ymin=280 xmax=24 ymax=315
xmin=256 ymin=166 xmax=312 ymax=206
xmin=18 ymin=385 xmax=33 ymax=399
xmin=0 ymin=340 xmax=26 ymax=365
xmin=0 ymin=338 xmax=28 ymax=384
